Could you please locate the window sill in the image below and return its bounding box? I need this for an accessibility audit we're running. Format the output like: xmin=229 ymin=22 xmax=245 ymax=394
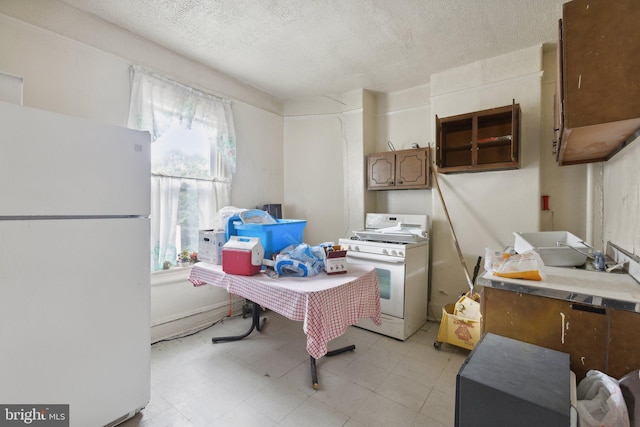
xmin=151 ymin=265 xmax=193 ymax=287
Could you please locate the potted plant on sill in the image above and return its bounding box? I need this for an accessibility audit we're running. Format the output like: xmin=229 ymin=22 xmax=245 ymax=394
xmin=177 ymin=249 xmax=191 ymax=267
xmin=177 ymin=250 xmax=199 ymax=267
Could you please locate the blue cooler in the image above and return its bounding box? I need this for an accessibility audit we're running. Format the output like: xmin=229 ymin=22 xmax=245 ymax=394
xmin=225 ymin=215 xmax=306 ymax=259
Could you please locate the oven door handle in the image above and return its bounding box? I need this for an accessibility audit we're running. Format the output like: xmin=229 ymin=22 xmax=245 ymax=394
xmin=347 ymin=252 xmax=406 ymax=264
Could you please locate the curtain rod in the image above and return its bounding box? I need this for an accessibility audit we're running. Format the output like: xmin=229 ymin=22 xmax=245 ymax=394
xmin=131 ymin=65 xmax=231 ymax=105
xmin=152 ymin=173 xmax=231 ymax=183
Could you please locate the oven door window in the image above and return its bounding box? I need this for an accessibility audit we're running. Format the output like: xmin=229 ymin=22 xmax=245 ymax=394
xmin=377 ymin=268 xmax=391 ymax=300
xmin=345 ymin=253 xmax=406 ymax=319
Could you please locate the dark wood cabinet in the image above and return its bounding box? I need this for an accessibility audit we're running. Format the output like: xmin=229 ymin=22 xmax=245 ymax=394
xmin=367 ymin=147 xmax=430 ymax=190
xmin=480 ymin=286 xmax=640 ymax=380
xmin=608 ymin=309 xmax=640 ymax=379
xmin=556 ymin=0 xmax=640 ymax=165
xmin=436 ymin=103 xmax=520 ymax=173
xmin=481 ymin=287 xmax=607 ymax=380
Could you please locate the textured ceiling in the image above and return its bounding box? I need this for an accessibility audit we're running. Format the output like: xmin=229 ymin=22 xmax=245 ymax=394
xmin=60 ymin=0 xmax=565 ymax=100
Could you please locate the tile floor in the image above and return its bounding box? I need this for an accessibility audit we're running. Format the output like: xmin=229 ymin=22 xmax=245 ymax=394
xmin=121 ymin=312 xmax=469 ymax=427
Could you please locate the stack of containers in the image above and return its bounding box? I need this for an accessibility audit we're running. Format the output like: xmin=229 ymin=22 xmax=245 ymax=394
xmin=225 ymin=211 xmax=306 ymax=260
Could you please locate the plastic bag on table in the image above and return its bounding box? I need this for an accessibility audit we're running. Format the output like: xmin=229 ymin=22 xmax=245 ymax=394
xmin=484 ymin=248 xmax=545 ymax=281
xmin=275 ymin=243 xmax=326 ymax=277
xmin=210 ymin=206 xmax=248 ymax=231
xmin=576 ymin=370 xmax=630 ymax=427
xmin=239 ymin=209 xmax=277 ymax=224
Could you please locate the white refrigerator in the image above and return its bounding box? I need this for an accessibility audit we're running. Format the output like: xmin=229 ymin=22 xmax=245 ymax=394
xmin=0 ymin=101 xmax=151 ymax=426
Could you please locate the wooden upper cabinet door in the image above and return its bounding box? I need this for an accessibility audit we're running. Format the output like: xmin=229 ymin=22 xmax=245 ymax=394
xmin=367 ymin=152 xmax=395 ymax=189
xmin=367 ymin=148 xmax=431 ymax=190
xmin=395 ymin=148 xmax=429 ymax=189
xmin=562 ymin=0 xmax=640 ymax=129
xmin=557 ymin=0 xmax=640 ymax=165
xmin=554 ymin=18 xmax=564 ymax=161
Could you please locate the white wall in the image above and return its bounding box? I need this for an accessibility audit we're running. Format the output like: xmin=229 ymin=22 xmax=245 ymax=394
xmin=231 ymin=101 xmax=284 ymax=210
xmin=283 ymin=91 xmax=375 ymax=244
xmin=428 ymin=46 xmax=544 ymax=316
xmin=539 ymin=45 xmax=588 ymax=235
xmin=0 ymin=71 xmax=23 ymax=104
xmin=602 ymin=136 xmax=640 ymax=253
xmin=373 ymin=85 xmax=433 ymax=216
xmin=4 ymin=0 xmax=636 ymax=340
xmin=283 ymin=113 xmax=346 ymax=243
xmin=539 ymin=44 xmax=640 ymax=256
xmin=0 ymin=3 xmax=285 ymax=341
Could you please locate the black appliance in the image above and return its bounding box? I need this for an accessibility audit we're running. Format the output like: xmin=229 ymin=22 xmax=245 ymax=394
xmin=456 ymin=333 xmax=571 ymax=427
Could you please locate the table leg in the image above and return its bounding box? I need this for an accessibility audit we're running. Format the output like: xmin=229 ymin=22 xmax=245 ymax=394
xmin=211 ymin=300 xmax=266 ymax=343
xmin=310 ymin=344 xmax=356 ymax=390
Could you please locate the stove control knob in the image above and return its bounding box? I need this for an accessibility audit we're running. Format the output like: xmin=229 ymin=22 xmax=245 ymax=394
xmin=381 ymin=249 xmax=388 ymax=255
xmin=390 ymin=250 xmax=397 ymax=256
xmin=398 ymin=250 xmax=405 ymax=257
xmin=353 ymin=245 xmax=359 ymax=251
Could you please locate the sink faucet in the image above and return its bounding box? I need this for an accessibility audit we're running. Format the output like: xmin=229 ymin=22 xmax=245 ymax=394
xmin=555 ymin=241 xmax=606 ymax=271
xmin=555 ymin=242 xmax=593 ymax=258
xmin=592 ymin=251 xmax=606 ymax=271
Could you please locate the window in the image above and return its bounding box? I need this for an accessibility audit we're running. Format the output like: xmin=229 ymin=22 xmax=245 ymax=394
xmin=128 ymin=66 xmax=236 ymax=271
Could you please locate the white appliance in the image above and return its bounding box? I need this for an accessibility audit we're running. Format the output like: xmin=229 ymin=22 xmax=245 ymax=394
xmin=339 ymin=213 xmax=429 ymax=340
xmin=0 ymin=101 xmax=151 ymax=427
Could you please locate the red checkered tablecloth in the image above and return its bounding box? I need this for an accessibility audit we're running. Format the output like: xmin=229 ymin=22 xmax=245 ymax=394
xmin=189 ymin=263 xmax=381 ymax=359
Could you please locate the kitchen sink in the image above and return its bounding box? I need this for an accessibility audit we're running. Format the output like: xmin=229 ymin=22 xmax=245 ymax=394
xmin=513 ymin=231 xmax=591 ymax=267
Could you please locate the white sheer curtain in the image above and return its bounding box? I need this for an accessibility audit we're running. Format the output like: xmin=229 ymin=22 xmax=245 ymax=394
xmin=150 ymin=175 xmax=181 ymax=267
xmin=128 ymin=66 xmax=235 ymax=270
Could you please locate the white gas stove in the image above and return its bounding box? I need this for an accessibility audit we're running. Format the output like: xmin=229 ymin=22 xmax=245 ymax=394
xmin=339 ymin=213 xmax=430 ymax=340
xmin=340 ymin=213 xmax=428 ymax=255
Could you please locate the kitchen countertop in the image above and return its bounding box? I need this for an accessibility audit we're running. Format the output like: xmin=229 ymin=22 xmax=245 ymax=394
xmin=476 ymin=266 xmax=640 ymax=313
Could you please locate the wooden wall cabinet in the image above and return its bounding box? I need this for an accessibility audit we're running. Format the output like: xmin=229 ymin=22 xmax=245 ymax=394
xmin=555 ymin=0 xmax=640 ymax=165
xmin=367 ymin=147 xmax=430 ymax=190
xmin=436 ymin=103 xmax=520 ymax=174
xmin=480 ymin=286 xmax=640 ymax=380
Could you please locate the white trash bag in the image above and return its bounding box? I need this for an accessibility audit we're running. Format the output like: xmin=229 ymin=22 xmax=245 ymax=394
xmin=577 ymin=370 xmax=630 ymax=427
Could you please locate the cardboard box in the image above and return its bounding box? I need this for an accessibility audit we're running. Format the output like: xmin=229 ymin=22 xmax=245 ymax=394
xmin=198 ymin=230 xmax=225 ymax=264
xmin=324 ymin=249 xmax=348 ymax=274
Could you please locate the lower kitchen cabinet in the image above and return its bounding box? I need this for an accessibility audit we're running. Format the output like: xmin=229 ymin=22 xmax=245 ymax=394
xmin=480 ymin=286 xmax=612 ymax=380
xmin=608 ymin=309 xmax=640 ymax=379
